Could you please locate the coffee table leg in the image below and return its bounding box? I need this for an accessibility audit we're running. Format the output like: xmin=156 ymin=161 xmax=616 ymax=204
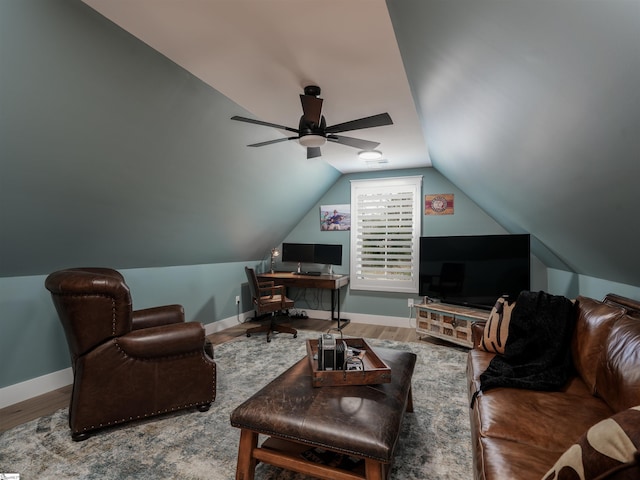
xmin=365 ymin=459 xmax=385 ymax=480
xmin=236 ymin=429 xmax=258 ymax=480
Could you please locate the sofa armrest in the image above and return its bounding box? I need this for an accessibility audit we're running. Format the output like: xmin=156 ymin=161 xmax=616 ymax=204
xmin=132 ymin=304 xmax=185 ymax=330
xmin=117 ymin=321 xmax=206 ymax=358
xmin=471 ymin=321 xmax=486 ymax=349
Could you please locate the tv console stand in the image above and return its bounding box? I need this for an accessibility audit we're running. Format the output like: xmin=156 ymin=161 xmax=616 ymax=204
xmin=415 ymin=302 xmax=489 ymax=348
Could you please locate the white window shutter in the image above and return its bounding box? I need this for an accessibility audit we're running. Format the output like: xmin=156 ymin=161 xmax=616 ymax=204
xmin=350 ymin=176 xmax=422 ymax=293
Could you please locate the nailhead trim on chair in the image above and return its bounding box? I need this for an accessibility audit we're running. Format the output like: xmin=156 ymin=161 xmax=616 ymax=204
xmin=77 ymin=400 xmax=214 ymax=434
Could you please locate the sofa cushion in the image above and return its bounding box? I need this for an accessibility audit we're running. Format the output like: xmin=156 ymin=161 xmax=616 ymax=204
xmin=543 ymin=406 xmax=640 ymax=480
xmin=479 ymin=296 xmax=516 ymax=354
xmin=572 ymin=296 xmax=626 ymax=394
xmin=471 ymin=384 xmax=613 ymax=453
xmin=595 ymin=315 xmax=640 ymax=412
xmin=476 ymin=437 xmax=562 ymax=480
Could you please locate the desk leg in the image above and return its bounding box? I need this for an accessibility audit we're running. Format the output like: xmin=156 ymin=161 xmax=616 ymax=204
xmin=331 ymin=287 xmax=350 ymax=330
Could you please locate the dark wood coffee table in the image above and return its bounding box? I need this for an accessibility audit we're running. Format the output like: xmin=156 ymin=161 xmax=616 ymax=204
xmin=230 ymin=346 xmax=416 ymax=480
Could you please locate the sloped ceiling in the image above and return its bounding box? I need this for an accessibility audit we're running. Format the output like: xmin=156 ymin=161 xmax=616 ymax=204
xmin=80 ymin=0 xmax=430 ymax=173
xmin=387 ymin=0 xmax=640 ymax=287
xmin=0 ymin=0 xmax=341 ymax=277
xmin=1 ymin=0 xmax=639 ymax=288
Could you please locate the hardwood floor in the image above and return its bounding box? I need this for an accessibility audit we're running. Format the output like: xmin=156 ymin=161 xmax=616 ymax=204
xmin=0 ymin=318 xmax=432 ymax=433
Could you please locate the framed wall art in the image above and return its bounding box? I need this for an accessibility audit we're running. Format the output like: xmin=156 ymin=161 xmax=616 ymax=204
xmin=425 ymin=194 xmax=454 ymax=215
xmin=320 ymin=204 xmax=351 ymax=231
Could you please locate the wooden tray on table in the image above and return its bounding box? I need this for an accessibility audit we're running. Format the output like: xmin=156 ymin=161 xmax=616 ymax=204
xmin=305 ymin=337 xmax=391 ymax=387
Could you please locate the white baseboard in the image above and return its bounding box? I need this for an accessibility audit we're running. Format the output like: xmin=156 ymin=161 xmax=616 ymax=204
xmin=0 ymin=312 xmax=252 ymax=410
xmin=1 ymin=310 xmax=409 ymax=409
xmin=303 ymin=309 xmax=413 ymax=329
xmin=0 ymin=368 xmax=73 ymax=409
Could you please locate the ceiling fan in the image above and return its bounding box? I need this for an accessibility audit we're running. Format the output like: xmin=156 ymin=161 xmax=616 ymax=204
xmin=231 ymin=85 xmax=393 ymax=159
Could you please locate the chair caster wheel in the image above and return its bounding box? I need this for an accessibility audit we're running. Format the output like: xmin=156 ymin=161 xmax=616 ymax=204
xmin=246 ymin=333 xmax=251 ymax=337
xmin=267 ymin=337 xmax=271 ymax=343
xmin=293 ymin=333 xmax=297 ymax=338
xmin=197 ymin=403 xmax=211 ymax=412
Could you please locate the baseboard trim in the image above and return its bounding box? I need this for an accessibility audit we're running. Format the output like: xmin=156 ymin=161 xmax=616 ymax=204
xmin=0 ymin=313 xmax=252 ymax=410
xmin=0 ymin=310 xmax=407 ymax=409
xmin=303 ymin=309 xmax=412 ymax=328
xmin=0 ymin=368 xmax=73 ymax=409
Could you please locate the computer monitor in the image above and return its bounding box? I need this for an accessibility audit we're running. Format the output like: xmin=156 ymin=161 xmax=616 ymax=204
xmin=313 ymin=244 xmax=342 ymax=266
xmin=281 ymin=243 xmax=314 ymax=264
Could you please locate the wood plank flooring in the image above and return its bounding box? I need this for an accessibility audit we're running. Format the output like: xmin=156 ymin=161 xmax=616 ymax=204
xmin=0 ymin=318 xmax=442 ymax=433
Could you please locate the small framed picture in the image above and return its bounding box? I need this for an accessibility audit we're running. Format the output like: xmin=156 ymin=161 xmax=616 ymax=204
xmin=320 ymin=204 xmax=350 ymax=231
xmin=425 ymin=194 xmax=454 ymax=215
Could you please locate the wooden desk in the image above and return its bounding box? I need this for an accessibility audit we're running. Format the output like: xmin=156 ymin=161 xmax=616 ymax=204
xmin=257 ymin=273 xmax=350 ymax=329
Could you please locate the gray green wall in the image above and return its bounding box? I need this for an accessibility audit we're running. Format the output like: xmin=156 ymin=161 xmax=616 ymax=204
xmin=0 ymin=262 xmax=252 ymax=389
xmin=2 ymin=168 xmax=639 ymax=394
xmin=279 ymin=167 xmax=640 ymax=317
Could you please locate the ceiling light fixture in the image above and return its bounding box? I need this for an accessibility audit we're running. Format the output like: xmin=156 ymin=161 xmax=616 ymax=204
xmin=298 ymin=135 xmax=327 ymax=148
xmin=358 ymin=150 xmax=383 ymax=160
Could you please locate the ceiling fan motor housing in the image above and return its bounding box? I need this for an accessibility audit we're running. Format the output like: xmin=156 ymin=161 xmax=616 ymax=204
xmin=298 ymin=115 xmax=326 ymax=136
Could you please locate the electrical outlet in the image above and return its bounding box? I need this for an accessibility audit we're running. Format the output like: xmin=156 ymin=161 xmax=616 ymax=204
xmin=235 ymin=295 xmax=240 ymax=304
xmin=407 ymin=298 xmax=414 ymax=308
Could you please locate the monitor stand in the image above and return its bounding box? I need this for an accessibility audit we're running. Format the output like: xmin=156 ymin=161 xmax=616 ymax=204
xmin=297 ymin=262 xmax=301 ymax=274
xmin=328 ymin=265 xmax=333 ymax=275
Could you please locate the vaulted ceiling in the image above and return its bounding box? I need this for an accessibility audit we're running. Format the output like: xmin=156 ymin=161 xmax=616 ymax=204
xmin=1 ymin=0 xmax=639 ymax=288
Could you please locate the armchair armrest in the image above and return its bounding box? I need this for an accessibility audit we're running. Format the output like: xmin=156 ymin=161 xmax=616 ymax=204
xmin=132 ymin=304 xmax=185 ymax=330
xmin=471 ymin=321 xmax=487 ymax=349
xmin=117 ymin=321 xmax=206 ymax=358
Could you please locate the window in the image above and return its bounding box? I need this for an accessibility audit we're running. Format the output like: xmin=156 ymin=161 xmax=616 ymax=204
xmin=350 ymin=176 xmax=422 ymax=293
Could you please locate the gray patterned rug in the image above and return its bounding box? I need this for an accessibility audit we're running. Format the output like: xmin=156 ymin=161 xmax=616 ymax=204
xmin=0 ymin=330 xmax=471 ymax=479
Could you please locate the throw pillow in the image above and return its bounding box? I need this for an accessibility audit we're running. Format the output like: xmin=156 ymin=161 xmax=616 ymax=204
xmin=543 ymin=406 xmax=640 ymax=480
xmin=478 ymin=296 xmax=516 ymax=354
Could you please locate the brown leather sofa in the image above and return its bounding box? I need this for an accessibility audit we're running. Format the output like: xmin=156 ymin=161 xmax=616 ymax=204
xmin=467 ymin=293 xmax=640 ymax=479
xmin=45 ymin=267 xmax=217 ymax=440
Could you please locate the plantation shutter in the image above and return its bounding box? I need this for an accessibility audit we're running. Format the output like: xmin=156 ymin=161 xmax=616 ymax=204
xmin=350 ymin=176 xmax=422 ymax=293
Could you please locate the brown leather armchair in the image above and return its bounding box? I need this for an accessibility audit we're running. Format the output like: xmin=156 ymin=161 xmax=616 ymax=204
xmin=45 ymin=267 xmax=216 ymax=441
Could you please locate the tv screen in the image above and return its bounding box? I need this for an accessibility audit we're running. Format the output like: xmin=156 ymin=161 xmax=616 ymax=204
xmin=419 ymin=234 xmax=530 ymax=310
xmin=281 ymin=243 xmax=314 ymax=263
xmin=313 ymin=244 xmax=343 ymax=266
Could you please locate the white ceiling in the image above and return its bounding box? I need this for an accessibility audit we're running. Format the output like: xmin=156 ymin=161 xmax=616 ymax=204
xmin=82 ymin=0 xmax=430 ymax=173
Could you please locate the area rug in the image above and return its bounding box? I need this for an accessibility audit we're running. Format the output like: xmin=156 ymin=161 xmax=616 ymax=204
xmin=0 ymin=330 xmax=472 ymax=479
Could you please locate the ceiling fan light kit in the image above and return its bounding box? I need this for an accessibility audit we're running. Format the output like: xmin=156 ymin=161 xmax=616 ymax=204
xmin=231 ymin=85 xmax=393 ymax=159
xmin=299 ymin=134 xmax=327 ymax=148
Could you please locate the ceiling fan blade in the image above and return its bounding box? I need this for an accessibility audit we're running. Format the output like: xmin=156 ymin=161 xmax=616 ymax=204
xmin=231 ymin=116 xmax=298 ymax=134
xmin=325 ymin=113 xmax=393 ymax=134
xmin=307 ymin=147 xmax=322 ymax=159
xmin=300 ymin=95 xmax=323 ymax=126
xmin=248 ymin=137 xmax=298 ymax=147
xmin=327 ymin=135 xmax=380 ymax=150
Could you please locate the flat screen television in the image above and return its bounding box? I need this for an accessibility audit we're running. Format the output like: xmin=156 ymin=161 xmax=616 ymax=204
xmin=419 ymin=234 xmax=530 ymax=310
xmin=281 ymin=243 xmax=342 ymax=266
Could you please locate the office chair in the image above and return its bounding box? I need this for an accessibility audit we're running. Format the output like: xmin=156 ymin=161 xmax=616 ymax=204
xmin=245 ymin=266 xmax=297 ymax=342
xmin=45 ymin=267 xmax=216 ymax=440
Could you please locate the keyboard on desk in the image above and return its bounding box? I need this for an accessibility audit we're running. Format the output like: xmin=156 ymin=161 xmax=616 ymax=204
xmin=294 ymin=271 xmax=322 ymax=276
